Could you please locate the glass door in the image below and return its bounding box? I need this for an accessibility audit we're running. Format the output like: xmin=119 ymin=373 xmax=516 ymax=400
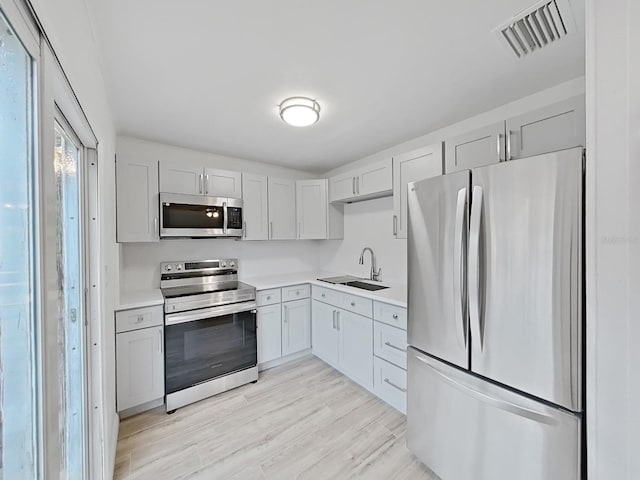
xmin=0 ymin=9 xmax=39 ymax=479
xmin=53 ymin=119 xmax=87 ymax=479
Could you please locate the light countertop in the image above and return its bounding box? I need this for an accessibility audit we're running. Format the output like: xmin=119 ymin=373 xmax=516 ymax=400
xmin=117 ymin=289 xmax=164 ymax=311
xmin=241 ymin=271 xmax=407 ymax=308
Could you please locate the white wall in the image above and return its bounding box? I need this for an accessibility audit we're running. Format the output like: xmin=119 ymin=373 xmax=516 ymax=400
xmin=320 ymin=197 xmax=405 ymax=283
xmin=318 ymin=78 xmax=586 ymax=285
xmin=27 ymin=0 xmax=119 ymax=478
xmin=117 ymin=136 xmax=321 ymax=293
xmin=586 ymin=0 xmax=640 ymax=478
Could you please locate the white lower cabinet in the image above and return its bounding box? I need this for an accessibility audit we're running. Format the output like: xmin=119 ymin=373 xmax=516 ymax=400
xmin=338 ymin=309 xmax=373 ymax=390
xmin=311 ymin=300 xmax=339 ymax=366
xmin=312 ymin=286 xmax=408 ymax=413
xmin=312 ymin=298 xmax=373 ymax=391
xmin=373 ymin=356 xmax=407 ymax=414
xmin=115 ymin=306 xmax=164 ymax=412
xmin=257 ymin=304 xmax=282 ymax=363
xmin=282 ymin=298 xmax=311 ymax=356
xmin=257 ymin=286 xmax=311 ymax=366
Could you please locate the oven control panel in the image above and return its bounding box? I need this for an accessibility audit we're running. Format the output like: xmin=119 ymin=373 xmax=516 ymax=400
xmin=160 ymin=258 xmax=238 ymax=274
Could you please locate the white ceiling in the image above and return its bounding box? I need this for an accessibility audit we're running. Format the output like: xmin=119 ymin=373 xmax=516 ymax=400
xmin=88 ymin=0 xmax=585 ymax=173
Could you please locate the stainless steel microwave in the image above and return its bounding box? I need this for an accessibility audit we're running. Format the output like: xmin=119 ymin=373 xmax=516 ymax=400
xmin=159 ymin=193 xmax=243 ymax=238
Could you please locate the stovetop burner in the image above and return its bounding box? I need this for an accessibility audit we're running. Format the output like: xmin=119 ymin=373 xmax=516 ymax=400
xmin=159 ymin=258 xmax=256 ymax=313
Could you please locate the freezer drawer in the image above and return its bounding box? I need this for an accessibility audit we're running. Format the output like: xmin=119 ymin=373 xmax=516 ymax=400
xmin=407 ymin=348 xmax=581 ymax=480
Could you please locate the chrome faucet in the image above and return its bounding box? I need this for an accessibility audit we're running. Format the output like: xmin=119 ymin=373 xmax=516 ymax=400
xmin=359 ymin=247 xmax=382 ymax=282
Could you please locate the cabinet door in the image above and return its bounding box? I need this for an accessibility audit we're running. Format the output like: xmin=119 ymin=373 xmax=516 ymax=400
xmin=267 ymin=177 xmax=296 ymax=240
xmin=204 ymin=168 xmax=242 ymax=197
xmin=444 ymin=122 xmax=505 ymax=173
xmin=329 ymin=172 xmax=356 ymax=203
xmin=296 ymin=179 xmax=328 ymax=239
xmin=358 ymin=158 xmax=393 ymax=197
xmin=241 ymin=174 xmax=269 ymax=240
xmin=337 ymin=309 xmax=373 ymax=390
xmin=311 ymin=300 xmax=339 ymax=367
xmin=257 ymin=304 xmax=282 ymax=364
xmin=282 ymin=299 xmax=311 ymax=356
xmin=116 ymin=157 xmax=159 ymax=243
xmin=116 ymin=326 xmax=164 ymax=411
xmin=506 ymin=95 xmax=586 ymax=160
xmin=392 ymin=143 xmax=443 ymax=239
xmin=159 ymin=162 xmax=203 ymax=195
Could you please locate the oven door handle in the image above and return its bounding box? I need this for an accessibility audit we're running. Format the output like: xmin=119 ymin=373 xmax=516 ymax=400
xmin=165 ymin=301 xmax=257 ymax=325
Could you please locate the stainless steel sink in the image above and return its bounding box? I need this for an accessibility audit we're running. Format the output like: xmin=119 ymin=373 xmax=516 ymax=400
xmin=342 ymin=281 xmax=389 ymax=291
xmin=317 ymin=276 xmax=389 ymax=291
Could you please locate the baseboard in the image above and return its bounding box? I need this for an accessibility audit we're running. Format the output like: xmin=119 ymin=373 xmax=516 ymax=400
xmin=258 ymin=349 xmax=312 ymax=371
xmin=118 ymin=397 xmax=164 ymax=419
xmin=106 ymin=412 xmax=119 ymax=480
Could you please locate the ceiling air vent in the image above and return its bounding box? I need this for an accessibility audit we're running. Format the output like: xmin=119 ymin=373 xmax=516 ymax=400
xmin=496 ymin=0 xmax=575 ymax=58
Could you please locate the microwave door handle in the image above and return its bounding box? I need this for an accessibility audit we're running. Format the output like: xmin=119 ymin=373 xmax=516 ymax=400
xmin=223 ymin=201 xmax=228 ymax=235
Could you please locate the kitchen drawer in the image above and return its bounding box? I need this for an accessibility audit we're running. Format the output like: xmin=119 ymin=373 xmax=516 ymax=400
xmin=312 ymin=285 xmax=341 ymax=306
xmin=257 ymin=288 xmax=281 ymax=306
xmin=373 ymin=356 xmax=407 ymax=414
xmin=374 ymin=321 xmax=407 ymax=369
xmin=373 ymin=301 xmax=407 ymax=330
xmin=115 ymin=305 xmax=163 ymax=333
xmin=281 ymin=283 xmax=310 ymax=302
xmin=340 ymin=292 xmax=373 ymax=318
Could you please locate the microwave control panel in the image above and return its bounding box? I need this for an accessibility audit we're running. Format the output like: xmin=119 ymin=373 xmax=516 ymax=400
xmin=227 ymin=207 xmax=243 ymax=229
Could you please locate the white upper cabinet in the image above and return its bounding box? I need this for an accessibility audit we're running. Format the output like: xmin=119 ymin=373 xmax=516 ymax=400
xmin=329 ymin=159 xmax=393 ymax=203
xmin=268 ymin=177 xmax=296 ymax=240
xmin=242 ymin=173 xmax=269 ymax=240
xmin=358 ymin=159 xmax=393 ymax=197
xmin=204 ymin=168 xmax=242 ymax=197
xmin=445 ymin=95 xmax=586 ymax=173
xmin=506 ymin=95 xmax=585 ymax=160
xmin=159 ymin=162 xmax=242 ymax=197
xmin=296 ymin=179 xmax=328 ymax=240
xmin=444 ymin=122 xmax=505 ymax=173
xmin=392 ymin=143 xmax=443 ymax=239
xmin=159 ymin=163 xmax=203 ymax=195
xmin=329 ymin=172 xmax=357 ymax=203
xmin=116 ymin=157 xmax=159 ymax=243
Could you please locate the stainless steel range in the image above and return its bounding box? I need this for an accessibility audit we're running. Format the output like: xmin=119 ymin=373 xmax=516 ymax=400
xmin=160 ymin=258 xmax=258 ymax=412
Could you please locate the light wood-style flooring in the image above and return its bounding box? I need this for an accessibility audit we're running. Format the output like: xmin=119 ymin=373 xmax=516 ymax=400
xmin=114 ymin=355 xmax=437 ymax=479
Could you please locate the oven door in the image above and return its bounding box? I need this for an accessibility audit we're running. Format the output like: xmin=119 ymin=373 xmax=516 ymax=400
xmin=164 ymin=302 xmax=257 ymax=394
xmin=160 ymin=193 xmax=226 ymax=237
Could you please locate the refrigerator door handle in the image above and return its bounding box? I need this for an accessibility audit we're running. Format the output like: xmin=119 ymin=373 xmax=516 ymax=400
xmin=453 ymin=187 xmax=468 ymax=348
xmin=414 ymin=354 xmax=558 ymax=426
xmin=468 ymin=185 xmax=483 ymax=354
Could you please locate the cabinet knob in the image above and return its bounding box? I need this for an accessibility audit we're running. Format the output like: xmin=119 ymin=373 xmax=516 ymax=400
xmin=267 ymin=295 xmax=271 ymax=300
xmin=296 ymin=291 xmax=300 ymax=296
xmin=322 ymin=293 xmax=326 ymax=298
xmin=350 ymin=301 xmax=356 ymax=307
xmin=392 ymin=314 xmax=399 ymax=320
xmin=137 ymin=316 xmax=144 ymax=323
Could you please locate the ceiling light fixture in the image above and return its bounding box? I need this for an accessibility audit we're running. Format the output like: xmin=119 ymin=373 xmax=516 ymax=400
xmin=279 ymin=96 xmax=321 ymax=127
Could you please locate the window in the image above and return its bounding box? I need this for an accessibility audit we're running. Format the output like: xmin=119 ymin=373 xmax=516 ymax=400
xmin=0 ymin=10 xmax=39 ymax=479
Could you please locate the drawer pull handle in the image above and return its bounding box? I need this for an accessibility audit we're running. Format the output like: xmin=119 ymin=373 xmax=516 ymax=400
xmin=384 ymin=341 xmax=407 ymax=353
xmin=350 ymin=301 xmax=356 ymax=307
xmin=266 ymin=296 xmax=271 ymax=300
xmin=322 ymin=293 xmax=326 ymax=298
xmin=136 ymin=316 xmax=144 ymax=323
xmin=392 ymin=314 xmax=399 ymax=320
xmin=296 ymin=291 xmax=300 ymax=295
xmin=384 ymin=378 xmax=407 ymax=393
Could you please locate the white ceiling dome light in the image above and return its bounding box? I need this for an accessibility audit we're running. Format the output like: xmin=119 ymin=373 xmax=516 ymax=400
xmin=279 ymin=96 xmax=321 ymax=127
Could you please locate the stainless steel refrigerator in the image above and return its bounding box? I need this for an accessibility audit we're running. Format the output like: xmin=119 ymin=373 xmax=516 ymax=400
xmin=406 ymin=147 xmax=583 ymax=480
